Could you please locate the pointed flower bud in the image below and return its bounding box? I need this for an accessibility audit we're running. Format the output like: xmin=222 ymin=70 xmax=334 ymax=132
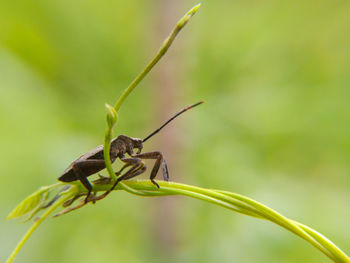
xmin=105 ymin=103 xmax=118 ymax=128
xmin=177 ymin=3 xmax=201 ymax=28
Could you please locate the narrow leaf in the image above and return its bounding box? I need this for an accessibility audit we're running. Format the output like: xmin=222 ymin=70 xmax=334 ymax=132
xmin=7 ymin=187 xmax=49 ymax=220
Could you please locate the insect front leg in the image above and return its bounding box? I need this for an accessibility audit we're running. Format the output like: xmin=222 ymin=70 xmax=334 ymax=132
xmin=122 ymin=165 xmax=147 ymax=180
xmin=88 ymin=165 xmax=147 ymax=203
xmin=93 ymin=157 xmax=145 ymax=201
xmin=116 ymin=162 xmax=133 ymax=175
xmin=133 ymin=151 xmax=169 ymax=188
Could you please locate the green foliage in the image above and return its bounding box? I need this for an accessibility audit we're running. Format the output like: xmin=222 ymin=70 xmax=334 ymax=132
xmin=6 ymin=187 xmax=50 ymax=220
xmin=8 ymin=179 xmax=350 ymax=263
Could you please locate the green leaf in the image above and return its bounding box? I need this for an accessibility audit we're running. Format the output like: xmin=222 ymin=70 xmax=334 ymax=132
xmin=6 ymin=187 xmax=50 ymax=220
xmin=21 ymin=191 xmax=49 ymax=222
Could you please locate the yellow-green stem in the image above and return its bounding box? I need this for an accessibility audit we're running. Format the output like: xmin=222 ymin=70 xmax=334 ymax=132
xmin=8 ymin=179 xmax=350 ymax=263
xmin=113 ymin=3 xmax=200 ymax=112
xmin=103 ymin=4 xmax=200 ymax=194
xmin=6 ymin=192 xmax=75 ymax=263
xmin=92 ymin=180 xmax=349 ymax=263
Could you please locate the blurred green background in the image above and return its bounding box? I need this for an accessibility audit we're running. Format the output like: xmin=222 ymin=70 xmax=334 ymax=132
xmin=1 ymin=0 xmax=350 ymax=262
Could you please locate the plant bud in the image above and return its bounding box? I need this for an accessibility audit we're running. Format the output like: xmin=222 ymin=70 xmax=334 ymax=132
xmin=105 ymin=103 xmax=118 ymax=128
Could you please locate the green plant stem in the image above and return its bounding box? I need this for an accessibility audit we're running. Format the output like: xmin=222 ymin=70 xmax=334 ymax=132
xmin=93 ymin=180 xmax=349 ymax=263
xmin=113 ymin=3 xmax=200 ymax=112
xmin=103 ymin=129 xmax=117 ymax=181
xmin=103 ymin=4 xmax=200 ymax=194
xmin=6 ymin=191 xmax=75 ymax=263
xmin=103 ymin=117 xmax=149 ymax=196
xmin=8 ymin=179 xmax=350 ymax=263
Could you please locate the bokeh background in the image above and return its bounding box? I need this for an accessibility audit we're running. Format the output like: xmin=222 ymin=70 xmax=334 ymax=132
xmin=1 ymin=0 xmax=350 ymax=262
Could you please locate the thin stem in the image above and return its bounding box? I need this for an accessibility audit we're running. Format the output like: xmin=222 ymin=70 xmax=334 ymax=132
xmin=292 ymin=221 xmax=350 ymax=263
xmin=113 ymin=3 xmax=200 ymax=112
xmin=218 ymin=190 xmax=336 ymax=261
xmin=102 ymin=4 xmax=201 ymax=194
xmin=8 ymin=179 xmax=350 ymax=263
xmin=103 ymin=129 xmax=117 ymax=181
xmin=103 ymin=118 xmax=146 ymax=195
xmin=6 ymin=192 xmax=75 ymax=263
xmin=90 ymin=180 xmax=349 ymax=263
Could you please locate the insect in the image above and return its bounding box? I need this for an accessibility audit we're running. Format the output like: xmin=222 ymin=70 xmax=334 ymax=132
xmin=58 ymin=101 xmax=204 ymax=202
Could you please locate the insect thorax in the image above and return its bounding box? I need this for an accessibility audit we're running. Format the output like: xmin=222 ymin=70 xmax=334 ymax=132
xmin=110 ymin=135 xmax=143 ymax=157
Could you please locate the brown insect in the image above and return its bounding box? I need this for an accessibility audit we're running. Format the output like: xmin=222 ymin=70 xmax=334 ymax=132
xmin=58 ymin=101 xmax=204 ymax=202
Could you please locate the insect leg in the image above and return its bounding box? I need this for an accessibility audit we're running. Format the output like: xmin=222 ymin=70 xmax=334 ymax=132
xmin=116 ymin=162 xmax=133 ymax=175
xmin=72 ymin=159 xmax=106 ymax=203
xmin=91 ymin=164 xmax=148 ymax=203
xmin=162 ymin=159 xmax=169 ymax=181
xmin=54 ymin=199 xmax=87 ymax=217
xmin=94 ymin=157 xmax=145 ymax=201
xmin=122 ymin=165 xmax=147 ymax=180
xmin=133 ymin=151 xmax=169 ymax=187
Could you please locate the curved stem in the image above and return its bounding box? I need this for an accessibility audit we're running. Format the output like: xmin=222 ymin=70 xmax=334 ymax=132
xmin=8 ymin=179 xmax=350 ymax=263
xmin=103 ymin=4 xmax=201 ymax=196
xmin=113 ymin=4 xmax=200 ymax=112
xmin=6 ymin=192 xmax=75 ymax=263
xmin=91 ymin=180 xmax=349 ymax=263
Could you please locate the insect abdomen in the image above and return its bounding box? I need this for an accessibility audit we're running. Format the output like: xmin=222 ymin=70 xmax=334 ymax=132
xmin=58 ymin=170 xmax=77 ymax=182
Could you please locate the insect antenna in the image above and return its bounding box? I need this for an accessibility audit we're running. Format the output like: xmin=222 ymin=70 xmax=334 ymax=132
xmin=142 ymin=101 xmax=205 ymax=143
